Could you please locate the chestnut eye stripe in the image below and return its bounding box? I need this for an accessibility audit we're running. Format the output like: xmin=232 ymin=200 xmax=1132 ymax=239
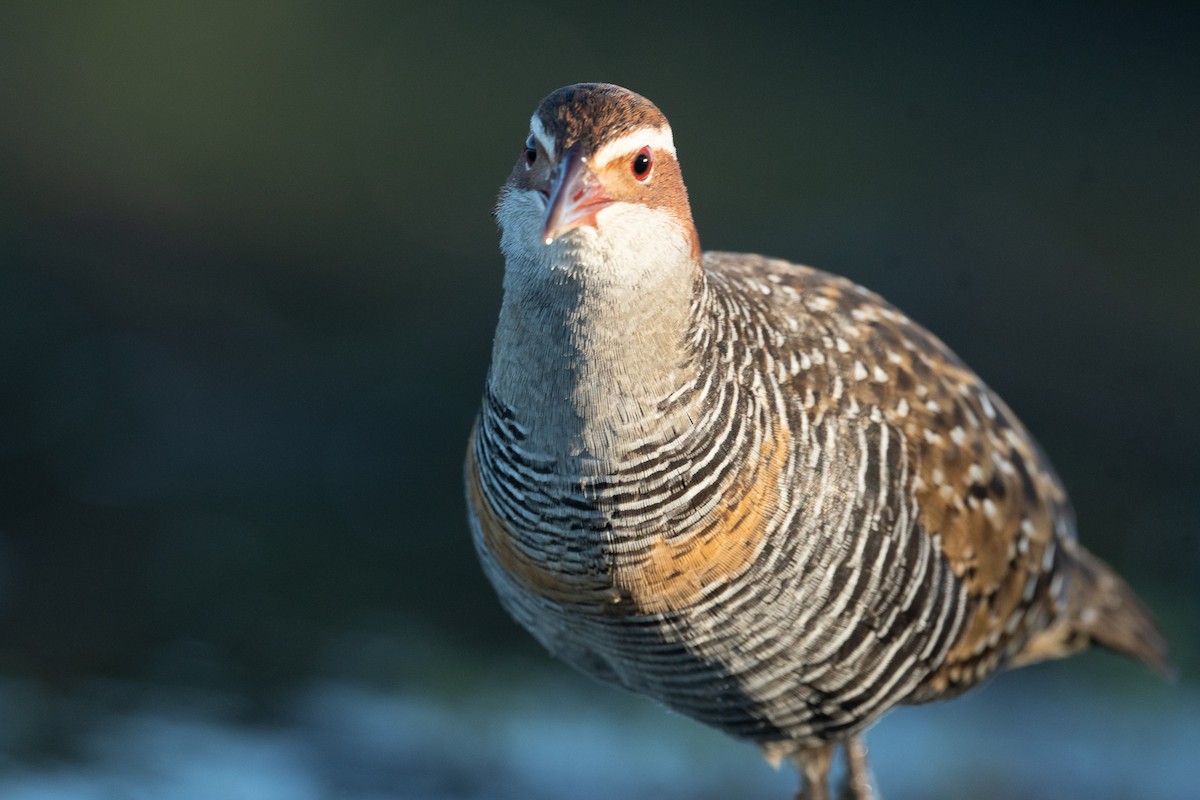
xmin=591 ymin=126 xmax=676 ymax=171
xmin=525 ymin=118 xmax=675 ymax=175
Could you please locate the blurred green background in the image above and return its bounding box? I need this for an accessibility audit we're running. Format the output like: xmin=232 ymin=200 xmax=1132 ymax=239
xmin=0 ymin=2 xmax=1197 ymax=798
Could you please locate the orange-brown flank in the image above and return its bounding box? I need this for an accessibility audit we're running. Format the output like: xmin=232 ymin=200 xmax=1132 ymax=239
xmin=467 ymin=423 xmax=791 ymax=615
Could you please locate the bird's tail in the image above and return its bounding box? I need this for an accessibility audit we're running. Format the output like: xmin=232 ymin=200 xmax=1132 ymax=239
xmin=1064 ymin=545 xmax=1174 ymax=678
xmin=1011 ymin=544 xmax=1173 ymax=679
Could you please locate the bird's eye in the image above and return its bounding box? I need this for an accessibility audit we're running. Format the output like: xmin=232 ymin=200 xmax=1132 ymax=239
xmin=631 ymin=146 xmax=652 ymax=181
xmin=523 ymin=135 xmax=537 ymax=167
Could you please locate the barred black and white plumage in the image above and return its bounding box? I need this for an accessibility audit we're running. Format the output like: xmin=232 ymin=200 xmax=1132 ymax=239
xmin=465 ymin=83 xmax=1170 ymax=800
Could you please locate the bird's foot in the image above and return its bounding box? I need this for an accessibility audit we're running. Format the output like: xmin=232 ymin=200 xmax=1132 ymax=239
xmin=792 ymin=736 xmax=878 ymax=800
xmin=838 ymin=737 xmax=878 ymax=800
xmin=791 ymin=744 xmax=834 ymax=800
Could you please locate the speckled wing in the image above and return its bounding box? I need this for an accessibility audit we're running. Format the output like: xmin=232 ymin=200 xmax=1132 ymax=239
xmin=705 ymin=252 xmax=1170 ymax=695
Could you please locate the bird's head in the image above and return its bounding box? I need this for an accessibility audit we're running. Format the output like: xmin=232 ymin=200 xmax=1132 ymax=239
xmin=496 ymin=84 xmax=700 ymax=282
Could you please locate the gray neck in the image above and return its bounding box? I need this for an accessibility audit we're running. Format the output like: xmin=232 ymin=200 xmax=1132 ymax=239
xmin=487 ymin=248 xmax=703 ymax=465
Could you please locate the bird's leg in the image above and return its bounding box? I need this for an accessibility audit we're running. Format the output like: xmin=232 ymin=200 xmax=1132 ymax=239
xmin=791 ymin=744 xmax=835 ymax=800
xmin=839 ymin=736 xmax=878 ymax=800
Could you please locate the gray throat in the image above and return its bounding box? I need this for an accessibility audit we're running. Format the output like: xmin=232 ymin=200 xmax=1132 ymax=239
xmin=486 ymin=254 xmax=705 ymax=469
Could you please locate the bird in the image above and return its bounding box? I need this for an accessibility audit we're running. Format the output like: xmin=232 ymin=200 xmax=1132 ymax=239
xmin=464 ymin=82 xmax=1171 ymax=800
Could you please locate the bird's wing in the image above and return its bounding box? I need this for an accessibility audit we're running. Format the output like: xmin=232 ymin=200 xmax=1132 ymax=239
xmin=706 ymin=252 xmax=1073 ymax=695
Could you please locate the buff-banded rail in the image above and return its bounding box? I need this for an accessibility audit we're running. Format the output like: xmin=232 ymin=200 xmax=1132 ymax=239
xmin=464 ymin=83 xmax=1171 ymax=800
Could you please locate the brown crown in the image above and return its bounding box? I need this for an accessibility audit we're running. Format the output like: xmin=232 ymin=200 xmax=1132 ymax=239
xmin=534 ymin=83 xmax=670 ymax=154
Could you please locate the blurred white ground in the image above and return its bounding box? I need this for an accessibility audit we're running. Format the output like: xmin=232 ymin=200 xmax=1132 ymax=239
xmin=0 ymin=662 xmax=1194 ymax=800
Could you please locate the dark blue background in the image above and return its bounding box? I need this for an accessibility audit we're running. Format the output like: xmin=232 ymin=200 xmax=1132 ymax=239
xmin=1 ymin=3 xmax=1196 ymax=797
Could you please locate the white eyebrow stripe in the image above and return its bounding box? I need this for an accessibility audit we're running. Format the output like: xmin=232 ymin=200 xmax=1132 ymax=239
xmin=529 ymin=115 xmax=555 ymax=160
xmin=591 ymin=125 xmax=676 ymax=169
